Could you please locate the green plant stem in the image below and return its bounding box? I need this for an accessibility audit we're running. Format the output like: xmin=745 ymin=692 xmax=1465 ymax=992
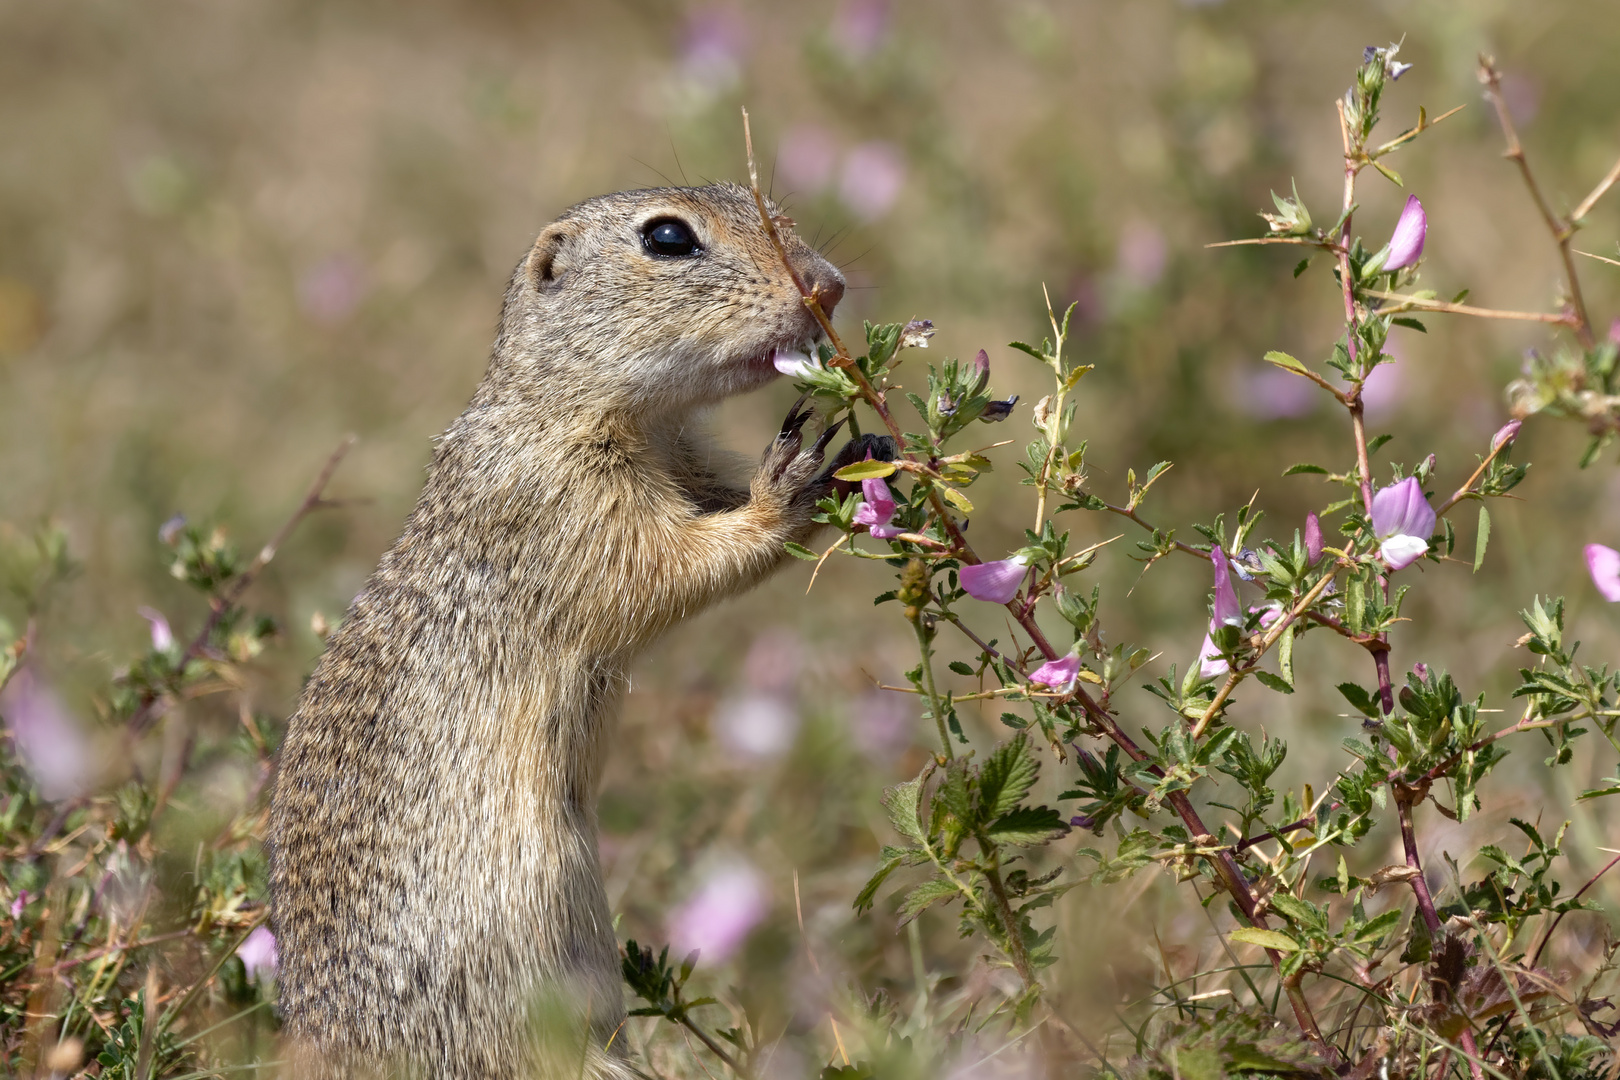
xmin=910 ymin=617 xmax=954 ymax=759
xmin=977 ymin=843 xmax=1038 ymax=990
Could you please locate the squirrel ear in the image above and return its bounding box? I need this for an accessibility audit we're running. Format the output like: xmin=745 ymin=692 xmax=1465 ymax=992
xmin=526 ymin=223 xmax=574 ymax=292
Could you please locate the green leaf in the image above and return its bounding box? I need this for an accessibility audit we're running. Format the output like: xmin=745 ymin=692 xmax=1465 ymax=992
xmin=898 ymin=878 xmax=961 ymax=924
xmin=854 ymin=854 xmax=906 ymax=914
xmin=948 ymin=660 xmax=975 ymax=677
xmin=1263 ymin=350 xmax=1306 ymax=372
xmin=882 ymin=778 xmax=926 ymax=844
xmin=1283 ymin=463 xmax=1330 ymax=476
xmin=1391 ymin=316 xmax=1427 ymax=333
xmin=1473 ymin=505 xmax=1491 ymax=573
xmin=1353 ymin=908 xmax=1403 ymax=944
xmin=978 ymin=735 xmax=1038 ymax=819
xmin=833 ymin=459 xmax=898 ymax=481
xmin=1228 ymin=927 xmax=1299 ymax=952
xmin=983 ymin=805 xmax=1069 ymax=846
xmin=1255 ymin=671 xmax=1295 ymax=694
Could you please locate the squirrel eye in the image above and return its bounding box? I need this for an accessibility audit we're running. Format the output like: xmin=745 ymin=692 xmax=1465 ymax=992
xmin=643 ymin=219 xmax=702 ymax=258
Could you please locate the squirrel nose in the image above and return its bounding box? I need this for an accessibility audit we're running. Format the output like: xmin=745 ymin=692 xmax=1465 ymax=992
xmin=794 ymin=253 xmax=845 ymax=317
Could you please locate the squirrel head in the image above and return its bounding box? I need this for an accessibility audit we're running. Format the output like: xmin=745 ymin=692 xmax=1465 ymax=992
xmin=489 ymin=182 xmax=845 ymax=418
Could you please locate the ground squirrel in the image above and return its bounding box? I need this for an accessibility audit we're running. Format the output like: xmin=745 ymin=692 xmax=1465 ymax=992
xmin=268 ymin=183 xmax=876 ymax=1077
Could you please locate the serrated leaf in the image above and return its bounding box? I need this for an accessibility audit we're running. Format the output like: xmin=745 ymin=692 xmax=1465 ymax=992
xmin=1283 ymin=463 xmax=1329 ymax=476
xmin=882 ymin=778 xmax=925 ymax=843
xmin=784 ymin=542 xmax=820 ymax=561
xmin=948 ymin=660 xmax=975 ymax=676
xmin=940 ymin=487 xmax=974 ymax=513
xmin=833 ymin=459 xmax=898 ymax=481
xmin=854 ymin=854 xmax=905 ymax=914
xmin=983 ymin=805 xmax=1069 ymax=846
xmin=1353 ymin=908 xmax=1403 ymax=944
xmin=1391 ymin=316 xmax=1427 ymax=333
xmin=898 ymin=878 xmax=961 ymax=924
xmin=978 ymin=735 xmax=1038 ymax=820
xmin=1228 ymin=927 xmax=1299 ymax=952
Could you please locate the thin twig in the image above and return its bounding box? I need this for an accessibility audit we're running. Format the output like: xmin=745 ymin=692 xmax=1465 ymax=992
xmin=1479 ymin=57 xmax=1595 ymax=349
xmin=127 ymin=436 xmax=357 ymax=735
xmin=1361 ymin=290 xmax=1575 ymax=325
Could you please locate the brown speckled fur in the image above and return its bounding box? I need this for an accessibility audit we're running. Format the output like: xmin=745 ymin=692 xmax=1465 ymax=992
xmin=268 ymin=184 xmax=846 ymax=1078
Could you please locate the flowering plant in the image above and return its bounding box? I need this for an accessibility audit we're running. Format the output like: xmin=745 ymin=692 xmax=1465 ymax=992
xmin=631 ymin=45 xmax=1620 ymax=1079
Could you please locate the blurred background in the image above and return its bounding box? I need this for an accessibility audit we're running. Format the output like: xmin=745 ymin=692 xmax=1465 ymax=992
xmin=4 ymin=0 xmax=1620 ymax=1071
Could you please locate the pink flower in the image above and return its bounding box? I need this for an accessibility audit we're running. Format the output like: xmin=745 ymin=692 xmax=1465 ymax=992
xmin=297 ymin=254 xmax=368 ymax=325
xmin=830 ymin=0 xmax=888 ymax=58
xmin=772 ymin=347 xmax=819 ymax=379
xmin=838 ymin=142 xmax=905 ymax=221
xmin=1197 ymin=633 xmax=1228 ymax=679
xmin=236 ymin=926 xmax=278 ymax=981
xmin=1412 ymin=662 xmax=1430 ymax=680
xmin=138 ymin=607 xmax=174 ymax=652
xmin=714 ymin=693 xmax=799 ymax=759
xmin=1117 ymin=220 xmax=1168 ymax=290
xmin=10 ymin=890 xmax=31 ymax=919
xmin=669 ymin=861 xmax=768 ymax=964
xmin=1250 ymin=603 xmax=1284 ymax=630
xmin=1491 ymin=419 xmax=1522 ymax=453
xmin=959 ymin=558 xmax=1028 ymax=604
xmin=1586 ymin=544 xmax=1620 ymax=602
xmin=1029 ymin=654 xmax=1080 ymax=694
xmin=1370 ymin=477 xmax=1436 ymax=570
xmin=777 ymin=124 xmax=838 ymax=194
xmin=1383 ymin=195 xmax=1427 ymax=271
xmin=853 ymin=475 xmax=902 ymax=539
xmin=1304 ymin=512 xmax=1324 ymax=566
xmin=0 ymin=668 xmax=89 ymax=800
xmin=1210 ymin=547 xmax=1241 ymax=628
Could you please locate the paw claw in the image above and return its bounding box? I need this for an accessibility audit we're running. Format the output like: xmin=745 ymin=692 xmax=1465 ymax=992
xmin=810 ymin=418 xmax=847 ymax=457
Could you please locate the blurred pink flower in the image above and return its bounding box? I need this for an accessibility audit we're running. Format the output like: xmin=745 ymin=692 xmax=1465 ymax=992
xmin=830 ymin=0 xmax=888 ymax=58
xmin=1500 ymin=72 xmax=1540 ymax=124
xmin=714 ymin=693 xmax=800 ymax=759
xmin=1116 ymin=220 xmax=1168 ymax=289
xmin=1586 ymin=544 xmax=1620 ymax=602
xmin=742 ymin=629 xmax=801 ymax=693
xmin=1412 ymin=662 xmax=1430 ymax=680
xmin=297 ymin=254 xmax=368 ymax=325
xmin=0 ymin=668 xmax=89 ymax=800
xmin=777 ymin=125 xmax=838 ymax=194
xmin=1382 ymin=195 xmax=1427 ymax=271
xmin=137 ymin=607 xmax=174 ymax=651
xmin=1371 ymin=477 xmax=1436 ymax=570
xmin=1233 ymin=366 xmax=1315 ymax=419
xmin=853 ymin=475 xmax=902 ymax=539
xmin=850 ymin=690 xmax=912 ymax=757
xmin=1609 ymin=318 xmax=1620 ymax=345
xmin=1491 ymin=419 xmax=1522 ymax=453
xmin=1304 ymin=512 xmax=1324 ymax=566
xmin=669 ymin=861 xmax=768 ymax=963
xmin=681 ymin=7 xmax=748 ymax=88
xmin=838 ymin=142 xmax=905 ymax=221
xmin=237 ymin=926 xmax=278 ymax=981
xmin=960 ymin=558 xmax=1027 ymax=604
xmin=10 ymin=890 xmax=31 ymax=919
xmin=1029 ymin=654 xmax=1079 ymax=693
xmin=1359 ymin=359 xmax=1404 ymax=416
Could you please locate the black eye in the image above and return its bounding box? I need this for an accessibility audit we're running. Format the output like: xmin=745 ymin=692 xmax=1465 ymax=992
xmin=643 ymin=219 xmax=701 ymax=258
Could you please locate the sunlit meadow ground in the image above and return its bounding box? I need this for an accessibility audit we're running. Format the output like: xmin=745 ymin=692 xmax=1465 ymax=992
xmin=4 ymin=0 xmax=1620 ymax=1073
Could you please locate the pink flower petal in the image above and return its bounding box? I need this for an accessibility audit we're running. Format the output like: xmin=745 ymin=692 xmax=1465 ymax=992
xmin=1491 ymin=419 xmax=1522 ymax=453
xmin=1371 ymin=477 xmax=1435 ymax=554
xmin=772 ymin=348 xmax=817 ymax=379
xmin=1586 ymin=544 xmax=1620 ymax=602
xmin=236 ymin=926 xmax=278 ymax=981
xmin=1304 ymin=512 xmax=1324 ymax=566
xmin=1384 ymin=195 xmax=1427 ymax=271
xmin=1210 ymin=547 xmax=1241 ymax=627
xmin=1197 ymin=633 xmax=1229 ymax=679
xmin=1029 ymin=655 xmax=1080 ymax=693
xmin=1379 ymin=534 xmax=1430 ymax=571
xmin=959 ymin=558 xmax=1027 ymax=604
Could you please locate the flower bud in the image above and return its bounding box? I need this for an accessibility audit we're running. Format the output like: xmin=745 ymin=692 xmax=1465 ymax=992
xmin=1383 ymin=195 xmax=1427 ymax=272
xmin=1304 ymin=512 xmax=1324 ymax=566
xmin=1490 ymin=419 xmax=1522 ymax=453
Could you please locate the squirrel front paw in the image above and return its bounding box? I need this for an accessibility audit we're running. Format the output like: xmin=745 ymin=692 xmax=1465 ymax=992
xmin=755 ymin=396 xmax=848 ymax=514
